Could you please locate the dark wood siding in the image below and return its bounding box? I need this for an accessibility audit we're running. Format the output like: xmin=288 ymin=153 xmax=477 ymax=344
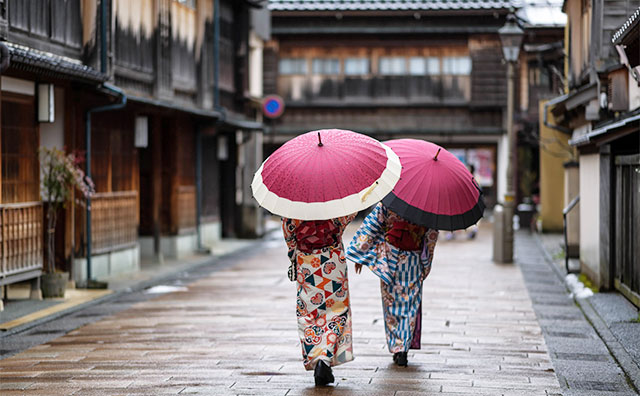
xmin=470 ymin=37 xmax=506 ymax=107
xmin=263 ymin=47 xmax=278 ymax=95
xmin=8 ymin=0 xmax=81 ymax=48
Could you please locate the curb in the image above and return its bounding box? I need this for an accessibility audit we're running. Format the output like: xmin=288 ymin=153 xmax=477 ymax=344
xmin=576 ymin=296 xmax=640 ymax=393
xmin=531 ymin=232 xmax=640 ymax=394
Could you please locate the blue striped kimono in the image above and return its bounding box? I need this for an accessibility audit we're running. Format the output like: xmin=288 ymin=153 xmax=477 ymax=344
xmin=346 ymin=203 xmax=438 ymax=353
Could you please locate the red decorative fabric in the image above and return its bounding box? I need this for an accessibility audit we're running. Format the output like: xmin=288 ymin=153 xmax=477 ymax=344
xmin=385 ymin=220 xmax=426 ymax=251
xmin=295 ymin=219 xmax=339 ymax=253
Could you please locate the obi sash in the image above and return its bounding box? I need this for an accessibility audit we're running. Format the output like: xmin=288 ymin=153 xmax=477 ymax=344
xmin=385 ymin=219 xmax=426 ymax=251
xmin=295 ymin=219 xmax=339 ymax=253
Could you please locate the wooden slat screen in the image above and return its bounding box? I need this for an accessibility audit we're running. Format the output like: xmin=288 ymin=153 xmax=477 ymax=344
xmin=91 ymin=191 xmax=138 ymax=254
xmin=0 ymin=202 xmax=43 ymax=278
xmin=614 ymin=154 xmax=640 ymax=306
xmin=1 ymin=98 xmax=40 ymax=204
xmin=175 ymin=185 xmax=196 ymax=232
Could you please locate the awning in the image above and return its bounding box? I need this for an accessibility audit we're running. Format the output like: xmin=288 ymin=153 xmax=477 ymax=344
xmin=127 ymin=94 xmax=265 ymax=131
xmin=550 ymin=82 xmax=598 ymax=119
xmin=569 ymin=109 xmax=640 ymax=146
xmin=4 ymin=42 xmax=107 ymax=84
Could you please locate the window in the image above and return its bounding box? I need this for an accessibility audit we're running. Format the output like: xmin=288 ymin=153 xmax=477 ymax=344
xmin=175 ymin=0 xmax=196 ymax=8
xmin=312 ymin=58 xmax=340 ymax=75
xmin=379 ymin=57 xmax=406 ymax=75
xmin=409 ymin=57 xmax=440 ymax=75
xmin=442 ymin=56 xmax=472 ymax=75
xmin=344 ymin=58 xmax=370 ymax=75
xmin=279 ymin=58 xmax=308 ymax=75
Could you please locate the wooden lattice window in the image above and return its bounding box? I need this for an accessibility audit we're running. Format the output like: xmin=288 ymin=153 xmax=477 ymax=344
xmin=91 ymin=115 xmax=137 ymax=193
xmin=1 ymin=95 xmax=40 ymax=204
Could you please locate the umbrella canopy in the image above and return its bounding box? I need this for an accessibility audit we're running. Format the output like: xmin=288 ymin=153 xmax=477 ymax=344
xmin=252 ymin=129 xmax=401 ymax=220
xmin=382 ymin=139 xmax=485 ymax=231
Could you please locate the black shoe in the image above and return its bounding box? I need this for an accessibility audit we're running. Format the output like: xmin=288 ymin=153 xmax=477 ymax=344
xmin=314 ymin=360 xmax=335 ymax=386
xmin=395 ymin=352 xmax=408 ymax=367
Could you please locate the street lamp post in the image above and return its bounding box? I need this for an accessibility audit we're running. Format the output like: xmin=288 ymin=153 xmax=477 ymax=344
xmin=497 ymin=13 xmax=524 ymax=263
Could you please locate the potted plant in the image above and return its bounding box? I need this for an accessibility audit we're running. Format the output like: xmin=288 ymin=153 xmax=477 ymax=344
xmin=39 ymin=147 xmax=94 ymax=298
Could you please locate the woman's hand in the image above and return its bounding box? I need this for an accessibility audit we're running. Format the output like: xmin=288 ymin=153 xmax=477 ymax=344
xmin=354 ymin=263 xmax=363 ymax=274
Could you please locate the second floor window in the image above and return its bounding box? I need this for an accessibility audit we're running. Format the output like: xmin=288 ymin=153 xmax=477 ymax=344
xmin=344 ymin=58 xmax=370 ymax=75
xmin=176 ymin=0 xmax=196 ymax=8
xmin=409 ymin=57 xmax=440 ymax=75
xmin=442 ymin=56 xmax=472 ymax=75
xmin=379 ymin=57 xmax=406 ymax=75
xmin=279 ymin=58 xmax=308 ymax=75
xmin=312 ymin=58 xmax=340 ymax=75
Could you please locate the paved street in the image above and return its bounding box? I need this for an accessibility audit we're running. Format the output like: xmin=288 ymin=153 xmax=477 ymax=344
xmin=0 ymin=223 xmax=575 ymax=395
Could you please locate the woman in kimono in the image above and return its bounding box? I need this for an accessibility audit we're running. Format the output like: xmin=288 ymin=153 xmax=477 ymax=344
xmin=282 ymin=213 xmax=356 ymax=386
xmin=346 ymin=203 xmax=438 ymax=367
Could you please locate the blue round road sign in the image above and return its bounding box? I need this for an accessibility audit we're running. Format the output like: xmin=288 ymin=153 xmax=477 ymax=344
xmin=262 ymin=95 xmax=285 ymax=119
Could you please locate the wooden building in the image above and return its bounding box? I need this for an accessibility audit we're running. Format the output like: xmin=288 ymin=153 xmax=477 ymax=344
xmin=265 ymin=0 xmax=526 ymax=208
xmin=0 ymin=0 xmax=269 ymax=293
xmin=515 ymin=0 xmax=566 ymax=231
xmin=548 ymin=0 xmax=640 ymax=306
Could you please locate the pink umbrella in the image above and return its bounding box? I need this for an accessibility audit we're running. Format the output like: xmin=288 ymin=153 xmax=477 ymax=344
xmin=382 ymin=139 xmax=485 ymax=231
xmin=252 ymin=129 xmax=401 ymax=220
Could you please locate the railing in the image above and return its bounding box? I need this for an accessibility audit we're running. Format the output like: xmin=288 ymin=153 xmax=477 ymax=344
xmin=174 ymin=185 xmax=196 ymax=233
xmin=278 ymin=75 xmax=470 ymax=104
xmin=91 ymin=191 xmax=138 ymax=254
xmin=0 ymin=202 xmax=43 ymax=284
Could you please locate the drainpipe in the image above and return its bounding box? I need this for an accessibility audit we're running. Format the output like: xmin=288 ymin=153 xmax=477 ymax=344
xmin=85 ymin=84 xmax=127 ymax=285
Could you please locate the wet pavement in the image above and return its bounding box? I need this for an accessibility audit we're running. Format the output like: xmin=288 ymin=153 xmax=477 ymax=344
xmin=0 ymin=223 xmax=632 ymax=395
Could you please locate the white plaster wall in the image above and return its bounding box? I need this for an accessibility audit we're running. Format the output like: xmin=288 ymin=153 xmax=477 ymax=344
xmin=73 ymin=245 xmax=141 ymax=284
xmin=629 ymin=70 xmax=640 ymax=111
xmin=249 ymin=31 xmax=264 ymax=99
xmin=39 ymin=87 xmax=65 ymax=149
xmin=201 ymin=222 xmax=221 ymax=247
xmin=579 ymin=153 xmax=601 ymax=281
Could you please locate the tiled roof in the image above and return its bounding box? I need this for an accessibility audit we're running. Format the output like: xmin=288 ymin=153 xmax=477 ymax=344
xmin=612 ymin=7 xmax=640 ymax=44
xmin=5 ymin=42 xmax=107 ymax=84
xmin=269 ymin=0 xmax=514 ymax=11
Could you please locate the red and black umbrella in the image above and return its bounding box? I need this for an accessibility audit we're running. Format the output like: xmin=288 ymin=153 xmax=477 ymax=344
xmin=382 ymin=139 xmax=485 ymax=231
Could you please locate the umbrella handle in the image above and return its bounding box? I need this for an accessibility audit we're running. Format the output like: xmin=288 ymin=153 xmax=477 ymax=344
xmin=360 ymin=181 xmax=379 ymax=202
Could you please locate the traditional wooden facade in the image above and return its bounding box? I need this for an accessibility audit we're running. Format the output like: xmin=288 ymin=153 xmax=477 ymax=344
xmin=0 ymin=0 xmax=269 ymax=293
xmin=266 ymin=0 xmax=525 ymax=208
xmin=549 ymin=0 xmax=640 ymax=306
xmin=0 ymin=0 xmax=108 ymax=294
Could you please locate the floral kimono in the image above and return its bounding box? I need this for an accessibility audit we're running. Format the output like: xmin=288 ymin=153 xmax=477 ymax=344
xmin=283 ymin=214 xmax=356 ymax=370
xmin=346 ymin=203 xmax=438 ymax=353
